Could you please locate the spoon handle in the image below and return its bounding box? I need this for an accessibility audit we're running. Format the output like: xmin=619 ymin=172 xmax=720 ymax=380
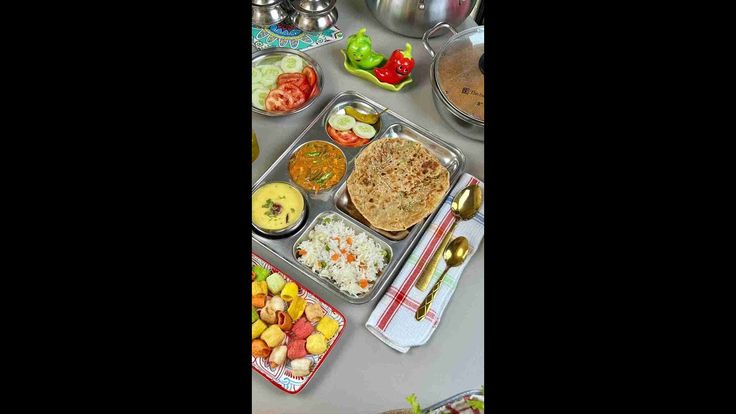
xmin=415 ymin=220 xmax=458 ymax=291
xmin=415 ymin=266 xmax=451 ymax=321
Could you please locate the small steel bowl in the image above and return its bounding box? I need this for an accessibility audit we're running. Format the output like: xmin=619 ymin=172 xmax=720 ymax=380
xmin=252 ymin=1 xmax=289 ymax=27
xmin=289 ymin=3 xmax=338 ymax=32
xmin=251 ymin=181 xmax=308 ymax=237
xmin=252 ymin=48 xmax=324 ymax=117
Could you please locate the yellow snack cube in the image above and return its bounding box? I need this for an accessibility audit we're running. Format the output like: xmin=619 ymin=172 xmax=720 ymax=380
xmin=280 ymin=282 xmax=299 ymax=302
xmin=252 ymin=319 xmax=268 ymax=340
xmin=287 ymin=296 xmax=307 ymax=321
xmin=306 ymin=332 xmax=328 ymax=355
xmin=252 ymin=280 xmax=268 ymax=296
xmin=260 ymin=325 xmax=286 ymax=348
xmin=316 ymin=316 xmax=339 ymax=339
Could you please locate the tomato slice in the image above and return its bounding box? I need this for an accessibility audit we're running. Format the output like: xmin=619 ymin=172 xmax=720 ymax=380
xmin=327 ymin=125 xmax=362 ymax=146
xmin=302 ymin=67 xmax=317 ymax=87
xmin=277 ymin=73 xmax=307 ymax=87
xmin=297 ymin=81 xmax=312 ymax=97
xmin=350 ymin=138 xmax=370 ymax=147
xmin=278 ymin=84 xmax=306 ymax=109
xmin=265 ymin=89 xmax=289 ymax=112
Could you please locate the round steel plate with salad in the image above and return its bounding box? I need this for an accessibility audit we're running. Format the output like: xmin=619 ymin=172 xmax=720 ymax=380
xmin=252 ymin=48 xmax=323 ymax=116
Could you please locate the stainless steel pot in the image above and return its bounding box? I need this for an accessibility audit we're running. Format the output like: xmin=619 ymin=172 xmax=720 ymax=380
xmin=365 ymin=0 xmax=477 ymax=38
xmin=252 ymin=0 xmax=290 ymax=27
xmin=423 ymin=22 xmax=485 ymax=141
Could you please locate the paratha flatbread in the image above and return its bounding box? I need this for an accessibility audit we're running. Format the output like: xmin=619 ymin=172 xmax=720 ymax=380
xmin=347 ymin=138 xmax=449 ymax=231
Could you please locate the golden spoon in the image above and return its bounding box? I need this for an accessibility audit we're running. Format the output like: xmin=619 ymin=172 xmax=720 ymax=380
xmin=415 ymin=184 xmax=482 ymax=291
xmin=415 ymin=236 xmax=469 ymax=321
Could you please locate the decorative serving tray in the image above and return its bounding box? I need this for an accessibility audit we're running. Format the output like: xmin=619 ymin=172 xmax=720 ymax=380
xmin=251 ymin=253 xmax=346 ymax=394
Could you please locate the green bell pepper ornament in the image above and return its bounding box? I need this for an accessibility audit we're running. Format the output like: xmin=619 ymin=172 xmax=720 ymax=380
xmin=345 ymin=28 xmax=385 ymax=70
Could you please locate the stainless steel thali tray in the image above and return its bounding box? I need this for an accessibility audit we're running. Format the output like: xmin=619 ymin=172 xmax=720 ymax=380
xmin=252 ymin=91 xmax=466 ymax=304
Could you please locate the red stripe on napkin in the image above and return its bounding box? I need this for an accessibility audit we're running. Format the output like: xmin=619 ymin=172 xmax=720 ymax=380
xmin=376 ymin=210 xmax=455 ymax=330
xmin=384 ymin=286 xmax=438 ymax=321
xmin=376 ymin=177 xmax=479 ymax=331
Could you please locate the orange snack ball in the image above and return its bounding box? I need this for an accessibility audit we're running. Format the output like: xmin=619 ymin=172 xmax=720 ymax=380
xmin=276 ymin=311 xmax=293 ymax=331
xmin=252 ymin=339 xmax=271 ymax=358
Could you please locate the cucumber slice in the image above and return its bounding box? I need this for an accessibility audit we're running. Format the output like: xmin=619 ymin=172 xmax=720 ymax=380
xmin=280 ymin=55 xmax=304 ymax=74
xmin=258 ymin=64 xmax=283 ymax=85
xmin=328 ymin=114 xmax=356 ymax=131
xmin=252 ymin=67 xmax=262 ymax=84
xmin=252 ymin=88 xmax=270 ymax=110
xmin=352 ymin=122 xmax=377 ymax=139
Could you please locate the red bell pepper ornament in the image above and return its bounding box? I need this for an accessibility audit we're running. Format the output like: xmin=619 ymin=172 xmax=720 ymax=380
xmin=373 ymin=43 xmax=415 ymax=85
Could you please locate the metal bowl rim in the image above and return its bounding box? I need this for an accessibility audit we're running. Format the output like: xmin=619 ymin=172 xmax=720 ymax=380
xmin=251 ymin=180 xmax=309 ymax=236
xmin=252 ymin=48 xmax=324 ymax=117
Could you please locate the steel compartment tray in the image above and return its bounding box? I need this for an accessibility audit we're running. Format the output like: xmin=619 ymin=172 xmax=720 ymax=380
xmin=251 ymin=91 xmax=466 ymax=304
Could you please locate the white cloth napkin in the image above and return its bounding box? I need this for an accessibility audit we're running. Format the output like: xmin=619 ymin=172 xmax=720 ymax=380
xmin=365 ymin=173 xmax=485 ymax=353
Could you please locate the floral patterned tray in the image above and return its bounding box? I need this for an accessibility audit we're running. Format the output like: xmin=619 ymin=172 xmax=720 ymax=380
xmin=251 ymin=253 xmax=347 ymax=394
xmin=252 ymin=23 xmax=343 ymax=52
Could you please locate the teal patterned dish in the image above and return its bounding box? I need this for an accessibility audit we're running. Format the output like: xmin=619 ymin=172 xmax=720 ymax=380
xmin=252 ymin=22 xmax=343 ymax=52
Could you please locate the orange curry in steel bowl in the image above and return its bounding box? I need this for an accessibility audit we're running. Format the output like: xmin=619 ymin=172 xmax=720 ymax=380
xmin=288 ymin=141 xmax=346 ymax=193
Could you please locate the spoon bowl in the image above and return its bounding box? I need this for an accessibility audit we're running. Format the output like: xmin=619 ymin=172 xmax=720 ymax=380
xmin=451 ymin=184 xmax=483 ymax=220
xmin=443 ymin=236 xmax=469 ymax=267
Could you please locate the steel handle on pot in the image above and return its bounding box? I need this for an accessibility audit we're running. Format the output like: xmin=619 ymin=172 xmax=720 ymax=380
xmin=422 ymin=22 xmax=458 ymax=58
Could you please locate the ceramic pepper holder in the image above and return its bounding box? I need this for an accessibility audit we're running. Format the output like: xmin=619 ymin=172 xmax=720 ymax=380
xmin=341 ymin=28 xmax=414 ymax=92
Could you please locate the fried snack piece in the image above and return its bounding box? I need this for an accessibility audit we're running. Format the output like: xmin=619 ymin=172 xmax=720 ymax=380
xmin=290 ymin=358 xmax=312 ymax=377
xmin=291 ymin=317 xmax=314 ymax=340
xmin=306 ymin=332 xmax=327 ymax=355
xmin=251 ymin=305 xmax=259 ymax=324
xmin=280 ymin=282 xmax=299 ymax=302
xmin=252 ymin=280 xmax=268 ymax=296
xmin=252 ymin=339 xmax=271 ymax=358
xmin=316 ymin=316 xmax=339 ymax=339
xmin=266 ymin=296 xmax=287 ymax=313
xmin=269 ymin=345 xmax=287 ymax=368
xmin=287 ymin=339 xmax=308 ymax=360
xmin=260 ymin=325 xmax=286 ymax=348
xmin=266 ymin=272 xmax=286 ymax=295
xmin=252 ymin=319 xmax=268 ymax=339
xmin=252 ymin=294 xmax=267 ymax=308
xmin=259 ymin=306 xmax=278 ymax=325
xmin=276 ymin=311 xmax=293 ymax=331
xmin=304 ymin=303 xmax=325 ymax=323
xmin=287 ymin=296 xmax=307 ymax=321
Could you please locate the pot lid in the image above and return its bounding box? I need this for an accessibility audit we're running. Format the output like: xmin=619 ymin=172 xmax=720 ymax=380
xmin=291 ymin=0 xmax=336 ymax=14
xmin=434 ymin=26 xmax=485 ymax=124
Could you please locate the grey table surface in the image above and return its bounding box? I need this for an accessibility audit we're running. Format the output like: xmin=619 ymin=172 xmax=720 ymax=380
xmin=251 ymin=2 xmax=484 ymax=412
